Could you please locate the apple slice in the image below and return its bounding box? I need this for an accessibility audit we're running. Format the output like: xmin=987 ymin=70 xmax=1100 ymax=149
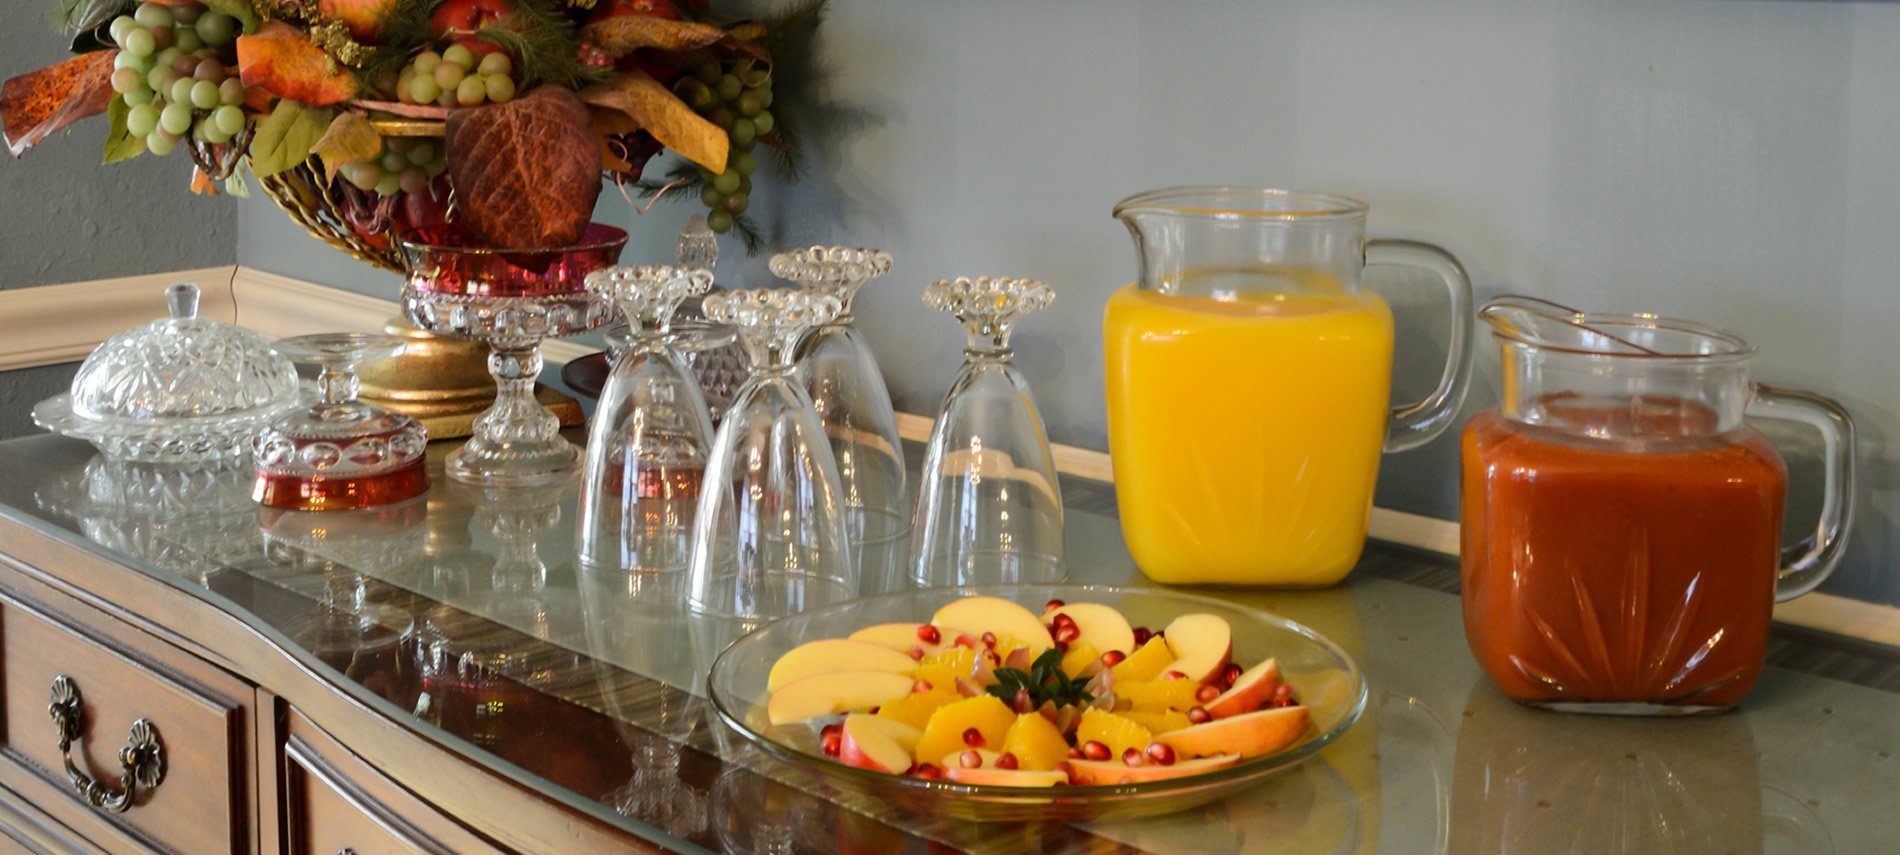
xmin=930 ymin=596 xmax=1054 ymax=653
xmin=1156 ymin=705 xmax=1308 ymax=760
xmin=1048 ymin=602 xmax=1136 ymax=655
xmin=1065 ymin=753 xmax=1242 ymax=785
xmin=848 ymin=622 xmax=952 ymax=658
xmin=839 ymin=714 xmax=915 ymax=773
xmin=767 ymin=639 xmax=918 ymax=691
xmin=857 ymin=715 xmax=921 ymax=753
xmin=946 ymin=767 xmax=1069 ymax=787
xmin=1161 ymin=613 xmax=1232 ymax=683
xmin=766 ymin=671 xmax=914 ymax=726
xmin=1205 ymin=658 xmax=1282 ymax=719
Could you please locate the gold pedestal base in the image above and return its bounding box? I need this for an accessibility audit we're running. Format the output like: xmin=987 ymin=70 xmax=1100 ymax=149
xmin=357 ymin=317 xmax=583 ymax=441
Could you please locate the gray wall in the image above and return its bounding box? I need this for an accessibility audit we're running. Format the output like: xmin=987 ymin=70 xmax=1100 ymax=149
xmin=186 ymin=1 xmax=1900 ymax=605
xmin=1 ymin=24 xmax=237 ymax=439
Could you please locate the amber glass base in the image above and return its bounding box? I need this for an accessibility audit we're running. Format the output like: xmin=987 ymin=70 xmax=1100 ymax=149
xmin=253 ymin=459 xmax=431 ymax=510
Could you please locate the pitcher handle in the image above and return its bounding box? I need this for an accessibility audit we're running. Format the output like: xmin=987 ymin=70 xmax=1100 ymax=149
xmin=1367 ymin=239 xmax=1474 ymax=453
xmin=1747 ymin=384 xmax=1857 ymax=602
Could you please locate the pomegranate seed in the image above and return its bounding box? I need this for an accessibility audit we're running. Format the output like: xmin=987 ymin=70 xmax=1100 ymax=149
xmin=984 ymin=649 xmax=1001 ymax=666
xmin=1270 ymin=683 xmax=1298 ymax=708
xmin=868 ymin=707 xmax=880 ymax=714
xmin=962 ymin=727 xmax=985 ymax=747
xmin=820 ymin=723 xmax=843 ymax=739
xmin=1154 ymin=629 xmax=1165 ymax=640
xmin=908 ymin=646 xmax=925 ymax=661
xmin=1223 ymin=663 xmax=1244 ymax=684
xmin=912 ymin=763 xmax=943 ymax=780
xmin=1054 ymin=624 xmax=1081 ymax=644
xmin=959 ymin=749 xmax=984 ymax=769
xmin=1188 ymin=706 xmax=1212 ymax=724
xmin=1100 ymin=650 xmax=1127 ymax=667
xmin=1054 ymin=640 xmax=1069 ymax=653
xmin=1162 ymin=670 xmax=1188 ymax=681
xmin=1081 ymin=740 xmax=1111 ymax=761
xmin=981 ymin=631 xmax=998 ymax=649
xmin=822 ymin=732 xmax=842 ymax=756
xmin=913 ymin=679 xmax=935 ymax=693
xmin=1067 ymin=745 xmax=1084 ymax=759
xmin=995 ymin=752 xmax=1019 ymax=770
xmin=1052 ymin=613 xmax=1077 ymax=629
xmin=1132 ymin=628 xmax=1152 ymax=646
xmin=1043 ymin=599 xmax=1065 ymax=613
xmin=1145 ymin=742 xmax=1177 ymax=766
xmin=917 ymin=625 xmax=941 ymax=644
xmin=956 ymin=633 xmax=978 ymax=649
xmin=1195 ymin=684 xmax=1221 ymax=703
xmin=1122 ymin=747 xmax=1144 ymax=767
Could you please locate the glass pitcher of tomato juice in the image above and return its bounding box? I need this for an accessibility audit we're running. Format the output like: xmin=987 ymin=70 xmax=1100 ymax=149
xmin=1106 ymin=187 xmax=1474 ymax=586
xmin=1462 ymin=297 xmax=1856 ymax=713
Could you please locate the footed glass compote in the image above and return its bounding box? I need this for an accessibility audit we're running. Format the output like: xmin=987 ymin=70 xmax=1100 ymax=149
xmin=579 ymin=264 xmax=718 ymax=576
xmin=253 ymin=333 xmax=431 ymax=510
xmin=773 ymin=246 xmax=910 ymax=595
xmin=687 ymin=289 xmax=856 ymax=627
xmin=398 ymin=224 xmax=627 ymax=486
xmin=913 ymin=277 xmax=1066 ymax=587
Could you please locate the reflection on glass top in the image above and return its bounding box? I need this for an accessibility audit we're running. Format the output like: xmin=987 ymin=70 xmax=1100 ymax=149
xmin=0 ymin=432 xmax=1895 ymax=854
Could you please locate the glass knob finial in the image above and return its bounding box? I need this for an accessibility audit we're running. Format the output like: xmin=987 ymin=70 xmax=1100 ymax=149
xmin=678 ymin=214 xmax=719 ymax=271
xmin=165 ymin=282 xmax=200 ymax=321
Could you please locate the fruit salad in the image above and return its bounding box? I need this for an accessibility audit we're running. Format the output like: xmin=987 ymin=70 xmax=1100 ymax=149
xmin=760 ymin=595 xmax=1310 ymax=787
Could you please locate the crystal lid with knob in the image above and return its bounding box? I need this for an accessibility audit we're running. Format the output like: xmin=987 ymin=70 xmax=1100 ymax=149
xmin=32 ymin=282 xmax=302 ymax=464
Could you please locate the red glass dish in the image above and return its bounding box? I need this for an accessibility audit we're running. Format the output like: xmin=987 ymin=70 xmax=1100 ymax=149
xmin=398 ymin=224 xmax=631 ymax=298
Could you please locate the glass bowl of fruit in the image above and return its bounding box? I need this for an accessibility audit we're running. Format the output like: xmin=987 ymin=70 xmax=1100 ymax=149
xmin=706 ymin=584 xmax=1368 ymax=822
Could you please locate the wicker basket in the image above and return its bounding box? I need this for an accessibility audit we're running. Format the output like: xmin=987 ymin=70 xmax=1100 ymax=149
xmin=255 ymin=119 xmax=444 ymax=274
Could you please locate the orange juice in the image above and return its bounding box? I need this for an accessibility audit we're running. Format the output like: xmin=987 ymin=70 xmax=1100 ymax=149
xmin=1104 ymin=279 xmax=1394 ymax=586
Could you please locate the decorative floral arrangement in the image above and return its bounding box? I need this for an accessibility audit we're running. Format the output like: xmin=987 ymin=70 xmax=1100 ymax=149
xmin=2 ymin=0 xmax=822 ymax=252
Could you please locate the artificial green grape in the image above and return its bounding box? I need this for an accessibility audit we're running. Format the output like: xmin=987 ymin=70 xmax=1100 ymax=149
xmin=195 ymin=13 xmax=234 ymax=47
xmin=433 ymin=63 xmax=464 ymax=90
xmin=146 ymin=130 xmax=179 ymax=156
xmin=149 ymin=26 xmax=174 ymax=52
xmin=700 ymin=184 xmax=722 ymax=207
xmin=191 ymin=117 xmax=214 ymax=143
xmin=374 ymin=173 xmax=401 ymax=196
xmin=398 ymin=167 xmax=429 ymax=194
xmin=678 ymin=79 xmax=715 ymax=110
xmin=708 ymin=107 xmax=735 ymax=129
xmin=757 ymin=87 xmax=773 ymax=109
xmin=126 ymin=103 xmax=160 ymax=137
xmin=484 ymin=74 xmax=515 ymax=104
xmin=381 ymin=150 xmax=407 ymax=172
xmin=443 ymin=44 xmax=476 ymax=71
xmin=146 ymin=66 xmax=173 ymax=93
xmin=707 ymin=210 xmax=733 ymax=233
xmin=711 ymin=170 xmax=740 ymax=195
xmin=436 ymin=89 xmax=456 ymax=108
xmin=218 ymin=78 xmax=244 ymax=106
xmin=731 ymin=150 xmax=756 ymax=177
xmin=455 ymin=77 xmax=485 ymax=106
xmin=171 ymin=4 xmax=201 ymax=25
xmin=113 ymin=50 xmax=149 ymax=72
xmin=158 ymin=102 xmax=192 ymax=135
xmin=424 ymin=159 xmax=447 ymax=177
xmin=408 ymin=76 xmax=441 ymax=105
xmin=717 ymin=74 xmax=742 ymax=101
xmin=734 ymin=91 xmax=761 ymax=118
xmin=123 ymin=89 xmax=155 ymax=107
xmin=477 ymin=52 xmax=511 ymax=76
xmin=722 ymin=192 xmax=748 ymax=215
xmin=190 ymin=79 xmax=220 ymax=110
xmin=413 ymin=51 xmax=442 ymax=75
xmin=111 ymin=68 xmax=144 ymax=94
xmin=170 ymin=77 xmax=196 ymax=105
xmin=193 ymin=62 xmax=225 ymax=84
xmin=751 ymin=110 xmax=773 ymax=135
xmin=173 ymin=28 xmax=202 ymax=54
xmin=729 ymin=117 xmax=756 ymax=147
xmin=133 ymin=4 xmax=173 ymax=29
xmin=345 ymin=162 xmax=382 ymax=191
xmin=406 ymin=141 xmax=436 ymax=165
xmin=172 ymin=55 xmax=199 ymax=77
xmin=211 ymin=104 xmax=244 ymax=136
xmin=109 ymin=16 xmax=136 ymax=45
xmin=121 ymin=27 xmax=156 ymax=58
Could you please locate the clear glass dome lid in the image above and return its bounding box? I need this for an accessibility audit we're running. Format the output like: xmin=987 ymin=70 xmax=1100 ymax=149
xmin=33 ymin=282 xmax=302 ymax=463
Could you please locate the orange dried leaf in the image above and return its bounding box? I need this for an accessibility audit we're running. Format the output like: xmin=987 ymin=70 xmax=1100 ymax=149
xmin=190 ymin=167 xmax=219 ymax=196
xmin=581 ymin=17 xmax=729 ymax=57
xmin=1 ymin=51 xmax=114 ymax=157
xmin=579 ymin=70 xmax=727 ymax=173
xmin=310 ymin=111 xmax=383 ymax=182
xmin=236 ymin=21 xmax=359 ymax=107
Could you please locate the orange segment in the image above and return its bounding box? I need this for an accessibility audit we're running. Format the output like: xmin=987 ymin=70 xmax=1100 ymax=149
xmin=1111 ymin=637 xmax=1176 ymax=683
xmin=913 ymin=647 xmax=980 ymax=690
xmin=914 ymin=694 xmax=1015 ymax=767
xmin=1000 ymin=713 xmax=1070 ymax=771
xmin=875 ymin=687 xmax=958 ymax=731
xmin=1123 ymin=709 xmax=1193 ymax=734
xmin=1076 ymin=708 xmax=1154 ymax=759
xmin=1058 ymin=642 xmax=1102 ymax=678
xmin=1117 ymin=678 xmax=1200 ymax=712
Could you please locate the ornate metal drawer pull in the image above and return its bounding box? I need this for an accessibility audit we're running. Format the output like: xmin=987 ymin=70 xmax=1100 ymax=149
xmin=46 ymin=675 xmax=165 ymax=813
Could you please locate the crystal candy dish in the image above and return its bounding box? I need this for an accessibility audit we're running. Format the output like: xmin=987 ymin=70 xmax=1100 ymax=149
xmin=252 ymin=333 xmax=431 ymax=510
xmin=34 ymin=282 xmax=301 ymax=464
xmin=708 ymin=584 xmax=1367 ymax=822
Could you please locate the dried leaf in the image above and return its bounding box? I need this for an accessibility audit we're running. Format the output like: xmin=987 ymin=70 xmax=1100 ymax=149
xmin=190 ymin=166 xmax=218 ymax=196
xmin=310 ymin=111 xmax=383 ymax=182
xmin=581 ymin=16 xmax=728 ymax=57
xmin=237 ymin=21 xmax=359 ymax=107
xmin=446 ymin=86 xmax=602 ymax=248
xmin=103 ymin=95 xmax=145 ymax=164
xmin=579 ymin=70 xmax=727 ymax=173
xmin=225 ymin=170 xmax=251 ymax=198
xmin=249 ymin=99 xmax=333 ymax=178
xmin=1 ymin=51 xmax=114 ymax=157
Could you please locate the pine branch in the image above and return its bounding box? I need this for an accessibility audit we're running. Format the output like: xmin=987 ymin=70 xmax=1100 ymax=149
xmin=755 ymin=0 xmax=827 ymax=61
xmin=358 ymin=0 xmax=444 ymax=94
xmin=478 ymin=0 xmax=610 ymax=90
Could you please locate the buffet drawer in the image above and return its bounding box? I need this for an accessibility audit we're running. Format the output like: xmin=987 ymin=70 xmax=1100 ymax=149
xmin=281 ymin=710 xmax=504 ymax=855
xmin=0 ymin=587 xmax=252 ymax=854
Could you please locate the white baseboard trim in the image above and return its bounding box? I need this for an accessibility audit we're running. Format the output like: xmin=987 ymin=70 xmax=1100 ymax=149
xmin=4 ymin=268 xmax=1895 ymax=648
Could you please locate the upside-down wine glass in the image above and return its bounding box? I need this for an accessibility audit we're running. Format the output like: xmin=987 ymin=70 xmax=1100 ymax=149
xmin=687 ymin=289 xmax=856 ymax=629
xmin=579 ymin=264 xmax=718 ymax=576
xmin=773 ymin=245 xmax=910 ymax=595
xmin=912 ymin=277 xmax=1066 ymax=586
xmin=398 ymin=225 xmax=627 ymax=487
xmin=252 ymin=333 xmax=431 ymax=510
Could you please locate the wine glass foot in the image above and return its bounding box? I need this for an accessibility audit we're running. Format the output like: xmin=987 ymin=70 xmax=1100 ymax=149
xmin=446 ymin=438 xmax=581 ymax=487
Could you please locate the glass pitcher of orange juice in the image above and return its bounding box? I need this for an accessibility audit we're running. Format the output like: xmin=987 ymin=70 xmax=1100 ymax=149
xmin=1106 ymin=187 xmax=1474 ymax=586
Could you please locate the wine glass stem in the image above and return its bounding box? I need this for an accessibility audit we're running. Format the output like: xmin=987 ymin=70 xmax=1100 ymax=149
xmin=315 ymin=364 xmax=359 ymax=407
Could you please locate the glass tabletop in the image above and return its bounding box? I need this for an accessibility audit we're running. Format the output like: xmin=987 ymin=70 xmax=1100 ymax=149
xmin=0 ymin=431 xmax=1893 ymax=854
